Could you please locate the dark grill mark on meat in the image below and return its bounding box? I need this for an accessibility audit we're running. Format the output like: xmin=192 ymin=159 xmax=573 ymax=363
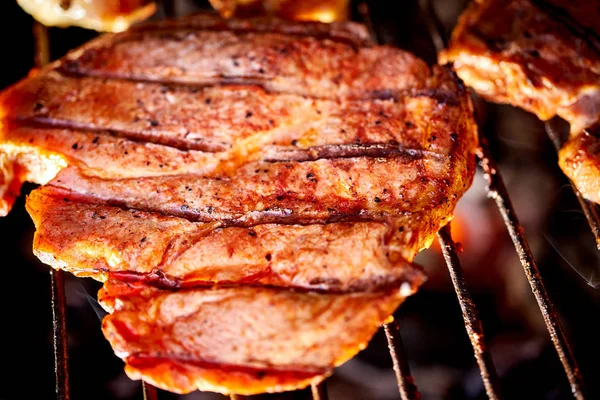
xmin=531 ymin=0 xmax=600 ymax=57
xmin=264 ymin=143 xmax=444 ymax=163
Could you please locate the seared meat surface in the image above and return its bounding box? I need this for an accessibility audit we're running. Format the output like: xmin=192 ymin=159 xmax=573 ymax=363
xmin=28 ymin=186 xmax=426 ymax=292
xmin=99 ymin=280 xmax=411 ymax=394
xmin=440 ymin=0 xmax=600 ymax=134
xmin=440 ymin=0 xmax=600 ymax=203
xmin=0 ymin=13 xmax=477 ymax=395
xmin=559 ymin=124 xmax=600 ymax=204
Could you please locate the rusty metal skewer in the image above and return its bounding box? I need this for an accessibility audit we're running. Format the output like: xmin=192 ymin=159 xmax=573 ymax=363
xmin=437 ymin=224 xmax=502 ymax=400
xmin=50 ymin=270 xmax=70 ymax=400
xmin=142 ymin=382 xmax=158 ymax=400
xmin=311 ymin=382 xmax=329 ymax=400
xmin=33 ymin=20 xmax=71 ymax=400
xmin=384 ymin=321 xmax=420 ymax=400
xmin=420 ymin=0 xmax=586 ymax=396
xmin=477 ymin=139 xmax=586 ymax=399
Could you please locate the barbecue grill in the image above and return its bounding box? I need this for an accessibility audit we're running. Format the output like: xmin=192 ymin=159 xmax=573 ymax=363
xmin=0 ymin=1 xmax=598 ymax=399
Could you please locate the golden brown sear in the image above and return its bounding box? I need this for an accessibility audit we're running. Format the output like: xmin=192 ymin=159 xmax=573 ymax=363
xmin=99 ymin=280 xmax=412 ymax=395
xmin=0 ymin=13 xmax=478 ymax=395
xmin=559 ymin=124 xmax=600 ymax=203
xmin=440 ymin=0 xmax=600 ymax=134
xmin=440 ymin=0 xmax=600 ymax=203
xmin=28 ymin=186 xmax=426 ymax=292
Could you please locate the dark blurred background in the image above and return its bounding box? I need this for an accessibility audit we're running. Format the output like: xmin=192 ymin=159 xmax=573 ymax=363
xmin=0 ymin=1 xmax=599 ymax=399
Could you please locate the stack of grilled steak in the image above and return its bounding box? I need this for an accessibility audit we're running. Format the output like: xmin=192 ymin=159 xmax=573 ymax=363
xmin=0 ymin=14 xmax=477 ymax=395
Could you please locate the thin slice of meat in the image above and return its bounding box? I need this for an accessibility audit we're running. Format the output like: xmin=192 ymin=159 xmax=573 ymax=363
xmin=58 ymin=29 xmax=435 ymax=99
xmin=46 ymin=148 xmax=467 ymax=225
xmin=559 ymin=124 xmax=600 ymax=203
xmin=28 ymin=187 xmax=425 ymax=292
xmin=0 ymin=65 xmax=475 ymax=215
xmin=99 ymin=280 xmax=412 ymax=395
xmin=440 ymin=0 xmax=600 ymax=204
xmin=439 ymin=0 xmax=600 ymax=134
xmin=0 ymin=12 xmax=478 ymax=395
xmin=1 ymin=69 xmax=463 ymax=153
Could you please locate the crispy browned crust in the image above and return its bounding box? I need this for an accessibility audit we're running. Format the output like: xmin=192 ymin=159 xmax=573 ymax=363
xmin=131 ymin=11 xmax=373 ymax=47
xmin=57 ymin=28 xmax=431 ymax=99
xmin=440 ymin=0 xmax=600 ymax=134
xmin=99 ymin=280 xmax=408 ymax=395
xmin=559 ymin=125 xmax=600 ymax=203
xmin=27 ymin=187 xmax=426 ymax=292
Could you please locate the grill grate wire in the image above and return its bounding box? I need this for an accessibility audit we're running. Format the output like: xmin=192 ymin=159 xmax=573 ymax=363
xmin=436 ymin=225 xmax=502 ymax=400
xmin=33 ymin=21 xmax=71 ymax=400
xmin=422 ymin=1 xmax=586 ymax=398
xmin=34 ymin=0 xmax=588 ymax=399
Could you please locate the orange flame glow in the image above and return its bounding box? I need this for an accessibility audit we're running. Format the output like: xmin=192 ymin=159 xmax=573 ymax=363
xmin=208 ymin=0 xmax=350 ymax=22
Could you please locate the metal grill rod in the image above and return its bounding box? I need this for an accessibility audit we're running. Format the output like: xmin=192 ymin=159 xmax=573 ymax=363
xmin=476 ymin=139 xmax=586 ymax=399
xmin=311 ymin=382 xmax=329 ymax=400
xmin=143 ymin=382 xmax=158 ymax=400
xmin=421 ymin=2 xmax=586 ymax=397
xmin=50 ymin=270 xmax=70 ymax=400
xmin=437 ymin=225 xmax=502 ymax=400
xmin=384 ymin=321 xmax=420 ymax=400
xmin=33 ymin=21 xmax=71 ymax=400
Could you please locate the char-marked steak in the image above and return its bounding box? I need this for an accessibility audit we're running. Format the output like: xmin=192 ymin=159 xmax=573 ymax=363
xmin=0 ymin=12 xmax=477 ymax=395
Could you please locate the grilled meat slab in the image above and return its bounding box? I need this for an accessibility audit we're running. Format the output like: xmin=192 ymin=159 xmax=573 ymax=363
xmin=99 ymin=280 xmax=410 ymax=395
xmin=0 ymin=12 xmax=478 ymax=395
xmin=559 ymin=124 xmax=600 ymax=203
xmin=440 ymin=0 xmax=600 ymax=203
xmin=1 ymin=65 xmax=473 ymax=214
xmin=440 ymin=0 xmax=600 ymax=134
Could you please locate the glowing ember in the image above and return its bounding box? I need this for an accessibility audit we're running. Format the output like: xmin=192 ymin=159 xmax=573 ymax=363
xmin=208 ymin=0 xmax=350 ymax=21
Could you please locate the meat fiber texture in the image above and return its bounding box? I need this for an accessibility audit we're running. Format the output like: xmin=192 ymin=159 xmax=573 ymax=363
xmin=0 ymin=13 xmax=477 ymax=395
xmin=440 ymin=0 xmax=600 ymax=203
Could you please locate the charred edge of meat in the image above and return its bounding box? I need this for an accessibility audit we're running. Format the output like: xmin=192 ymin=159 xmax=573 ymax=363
xmin=530 ymin=0 xmax=600 ymax=56
xmin=127 ymin=13 xmax=373 ymax=49
xmin=264 ymin=143 xmax=445 ymax=163
xmin=56 ymin=60 xmax=464 ymax=105
xmin=116 ymin=27 xmax=370 ymax=50
xmin=107 ymin=267 xmax=424 ymax=294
